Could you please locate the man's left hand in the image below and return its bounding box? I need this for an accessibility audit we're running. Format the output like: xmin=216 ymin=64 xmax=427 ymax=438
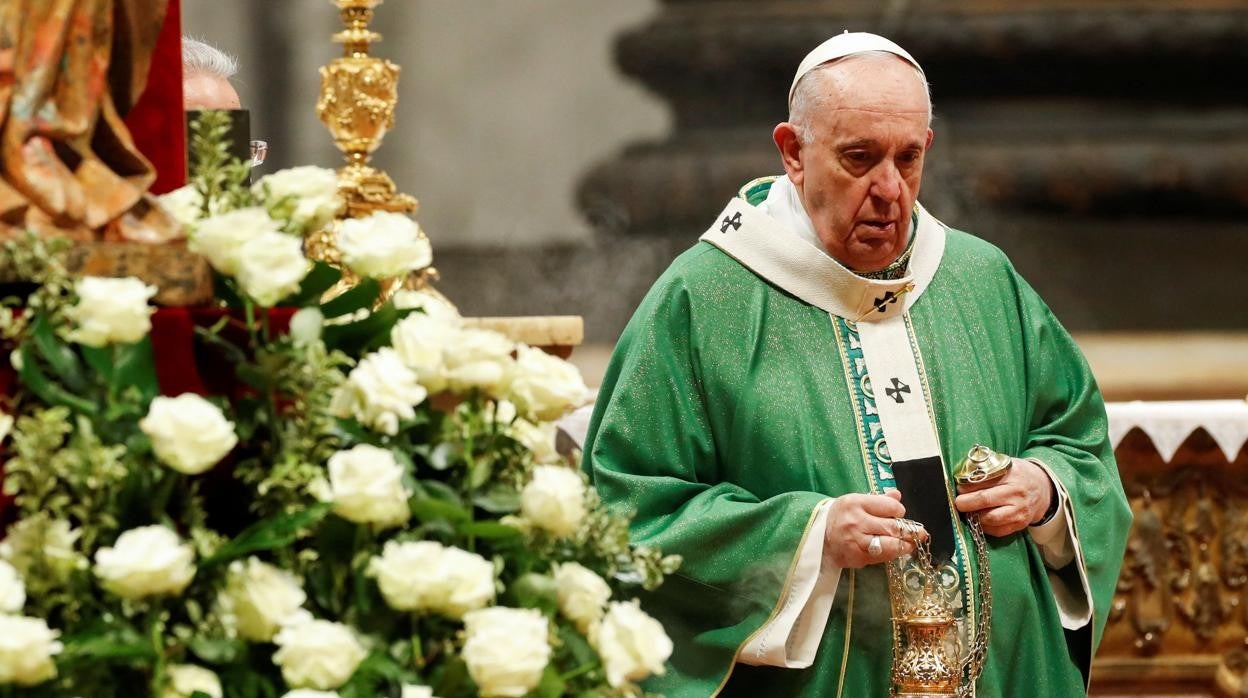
xmin=954 ymin=457 xmax=1053 ymax=537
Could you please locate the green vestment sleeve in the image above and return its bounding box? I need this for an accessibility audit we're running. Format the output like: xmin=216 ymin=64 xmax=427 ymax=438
xmin=584 ymin=262 xmax=828 ymax=696
xmin=1012 ymin=270 xmax=1133 ymax=661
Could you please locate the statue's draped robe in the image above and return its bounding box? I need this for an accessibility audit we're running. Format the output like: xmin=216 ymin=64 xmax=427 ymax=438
xmin=0 ymin=0 xmax=174 ymax=240
xmin=584 ymin=187 xmax=1132 ymax=697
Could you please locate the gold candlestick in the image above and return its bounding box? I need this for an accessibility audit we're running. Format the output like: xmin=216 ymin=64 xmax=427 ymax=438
xmin=316 ymin=0 xmax=417 ymax=219
xmin=312 ymin=0 xmax=436 ymax=294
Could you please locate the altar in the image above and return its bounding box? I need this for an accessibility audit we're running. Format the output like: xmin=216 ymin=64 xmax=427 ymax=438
xmin=1092 ymin=400 xmax=1248 ymax=697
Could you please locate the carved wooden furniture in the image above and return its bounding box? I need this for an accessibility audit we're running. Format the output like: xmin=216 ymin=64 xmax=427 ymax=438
xmin=1093 ymin=424 xmax=1248 ymax=697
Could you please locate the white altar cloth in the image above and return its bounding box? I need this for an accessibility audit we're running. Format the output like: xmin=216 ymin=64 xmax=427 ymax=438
xmin=1105 ymin=400 xmax=1248 ymax=463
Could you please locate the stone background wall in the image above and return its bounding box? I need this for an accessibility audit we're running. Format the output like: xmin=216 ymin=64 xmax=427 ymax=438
xmin=183 ymin=0 xmax=1248 ymax=346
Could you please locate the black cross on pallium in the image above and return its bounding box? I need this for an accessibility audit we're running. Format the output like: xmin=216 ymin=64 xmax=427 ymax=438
xmin=720 ymin=211 xmax=742 ymax=233
xmin=873 ymin=291 xmax=900 ymax=314
xmin=885 ymin=377 xmax=911 ymax=404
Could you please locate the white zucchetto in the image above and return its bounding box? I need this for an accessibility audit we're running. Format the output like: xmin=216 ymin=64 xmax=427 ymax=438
xmin=789 ymin=31 xmax=925 ymax=107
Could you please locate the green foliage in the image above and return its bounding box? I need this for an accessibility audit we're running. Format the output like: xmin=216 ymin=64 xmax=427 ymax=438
xmin=187 ymin=110 xmax=254 ymax=215
xmin=0 ymin=203 xmax=676 ymax=697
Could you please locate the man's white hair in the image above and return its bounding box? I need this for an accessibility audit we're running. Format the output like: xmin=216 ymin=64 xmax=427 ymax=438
xmin=789 ymin=50 xmax=932 ymax=144
xmin=182 ymin=36 xmax=238 ymax=79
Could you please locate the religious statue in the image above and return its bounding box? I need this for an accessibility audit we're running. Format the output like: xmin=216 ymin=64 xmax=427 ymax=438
xmin=0 ymin=0 xmax=182 ymax=243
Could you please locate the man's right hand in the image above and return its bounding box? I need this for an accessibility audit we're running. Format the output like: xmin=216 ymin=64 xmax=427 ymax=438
xmin=822 ymin=490 xmax=925 ymax=568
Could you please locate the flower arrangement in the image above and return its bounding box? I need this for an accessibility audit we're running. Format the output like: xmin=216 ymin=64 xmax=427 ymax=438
xmin=0 ymin=113 xmax=677 ymax=697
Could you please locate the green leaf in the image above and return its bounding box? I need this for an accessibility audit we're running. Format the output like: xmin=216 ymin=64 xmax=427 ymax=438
xmin=193 ymin=322 xmax=249 ymax=367
xmin=149 ymin=471 xmax=181 ymax=520
xmin=17 ymin=342 xmax=98 ymax=415
xmin=306 ymin=562 xmax=339 ymax=616
xmin=235 ymin=362 xmax=269 ymax=390
xmin=409 ymin=497 xmax=471 ymax=525
xmin=59 ymin=625 xmax=155 ymax=664
xmin=536 ymin=664 xmax=567 ymax=698
xmin=559 ymin=624 xmax=599 ymax=668
xmin=31 ymin=314 xmax=85 ymax=391
xmin=316 ymin=511 xmax=359 ymax=566
xmin=201 ymin=502 xmax=332 ymax=567
xmin=433 ymin=657 xmax=471 ymax=697
xmin=190 ymin=637 xmax=246 ymax=665
xmin=219 ymin=664 xmax=280 ymax=698
xmin=321 ymin=301 xmax=403 ymax=355
xmin=467 ymin=456 xmax=495 ymax=490
xmin=111 ymin=338 xmax=160 ymax=402
xmin=320 ymin=278 xmax=380 ymax=319
xmin=459 ymin=521 xmax=521 ymax=541
xmin=472 ymin=484 xmax=521 ymax=514
xmin=81 ymin=339 xmax=159 ymax=405
xmin=353 ymin=559 xmax=378 ymax=617
xmin=509 ymin=572 xmax=558 ymax=615
xmin=282 ymin=261 xmax=343 ymax=307
xmin=421 ymin=479 xmax=464 ymax=507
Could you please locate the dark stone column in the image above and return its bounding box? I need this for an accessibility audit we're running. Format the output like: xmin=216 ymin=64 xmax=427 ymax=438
xmin=579 ymin=1 xmax=1248 ymax=331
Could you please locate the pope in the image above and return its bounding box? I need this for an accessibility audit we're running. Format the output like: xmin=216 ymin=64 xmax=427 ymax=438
xmin=584 ymin=32 xmax=1132 ymax=697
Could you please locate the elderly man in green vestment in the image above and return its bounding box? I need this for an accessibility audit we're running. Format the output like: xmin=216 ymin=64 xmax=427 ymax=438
xmin=584 ymin=32 xmax=1132 ymax=697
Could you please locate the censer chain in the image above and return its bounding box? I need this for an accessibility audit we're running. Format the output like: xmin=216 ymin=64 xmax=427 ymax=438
xmin=956 ymin=514 xmax=992 ymax=698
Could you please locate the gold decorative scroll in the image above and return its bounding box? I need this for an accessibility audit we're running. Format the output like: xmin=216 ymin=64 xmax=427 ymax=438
xmin=1093 ymin=431 xmax=1248 ymax=697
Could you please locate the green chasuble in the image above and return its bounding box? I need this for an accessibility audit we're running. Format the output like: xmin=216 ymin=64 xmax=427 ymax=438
xmin=583 ymin=182 xmax=1132 ymax=697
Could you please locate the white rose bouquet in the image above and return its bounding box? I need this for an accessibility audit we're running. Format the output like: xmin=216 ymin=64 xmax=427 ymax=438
xmin=0 ymin=114 xmax=678 ymax=697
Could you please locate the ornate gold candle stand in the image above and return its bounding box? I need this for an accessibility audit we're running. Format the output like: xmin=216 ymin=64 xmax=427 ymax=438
xmin=309 ymin=0 xmax=582 ymax=355
xmin=312 ymin=0 xmax=427 ymax=297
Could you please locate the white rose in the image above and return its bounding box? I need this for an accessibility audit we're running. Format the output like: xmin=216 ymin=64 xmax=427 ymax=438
xmin=139 ymin=394 xmax=238 ymax=475
xmin=272 ymin=617 xmax=367 ymax=690
xmin=553 ymin=563 xmax=611 ymax=632
xmin=330 ymin=349 xmax=427 ymax=435
xmin=401 ymin=686 xmax=435 ymax=698
xmin=461 ymin=607 xmax=550 ymax=698
xmin=158 ymin=185 xmax=204 ymax=229
xmin=367 ymin=541 xmax=494 ymax=619
xmin=252 ymin=166 xmax=343 ymax=231
xmin=327 ymin=445 xmax=411 ymax=529
xmin=65 ymin=276 xmax=156 ymax=347
xmin=0 ymin=561 xmax=25 ymax=614
xmin=0 ymin=615 xmax=62 ymax=686
xmin=509 ymin=419 xmax=558 ymax=465
xmin=163 ymin=664 xmax=222 ymax=698
xmin=392 ymin=289 xmax=461 ymax=322
xmin=0 ymin=412 xmax=12 ymax=445
xmin=505 ymin=346 xmax=590 ymax=422
xmin=487 ymin=399 xmax=517 ymax=426
xmin=0 ymin=517 xmax=84 ymax=581
xmin=389 ymin=313 xmax=460 ymax=393
xmin=190 ymin=207 xmax=279 ymax=276
xmin=444 ymin=328 xmax=515 ymax=395
xmin=93 ymin=525 xmax=196 ymax=599
xmin=282 ymin=692 xmax=339 ymax=698
xmin=520 ymin=465 xmax=586 ymax=538
xmin=289 ymin=307 xmax=324 ymax=346
xmin=338 ymin=212 xmax=433 ymax=279
xmin=217 ymin=557 xmax=307 ymax=642
xmin=235 ymin=231 xmax=312 ymax=307
xmin=591 ymin=600 xmax=673 ymax=688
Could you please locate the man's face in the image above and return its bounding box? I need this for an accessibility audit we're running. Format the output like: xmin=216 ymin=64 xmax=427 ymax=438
xmin=781 ymin=56 xmax=933 ymax=272
xmin=183 ymin=72 xmax=241 ymax=110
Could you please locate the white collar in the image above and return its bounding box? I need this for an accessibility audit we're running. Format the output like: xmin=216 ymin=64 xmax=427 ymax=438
xmin=699 ymin=180 xmax=947 ymax=322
